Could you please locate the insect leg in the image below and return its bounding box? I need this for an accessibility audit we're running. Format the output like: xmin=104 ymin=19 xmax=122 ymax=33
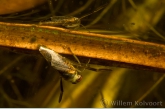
xmin=81 ymin=59 xmax=91 ymax=72
xmin=68 ymin=47 xmax=91 ymax=72
xmin=58 ymin=77 xmax=63 ymax=103
xmin=100 ymin=91 xmax=107 ymax=108
xmin=68 ymin=48 xmax=81 ymax=65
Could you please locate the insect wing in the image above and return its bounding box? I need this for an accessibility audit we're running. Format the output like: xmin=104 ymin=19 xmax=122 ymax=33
xmin=39 ymin=46 xmax=82 ymax=84
xmin=39 ymin=46 xmax=75 ymax=73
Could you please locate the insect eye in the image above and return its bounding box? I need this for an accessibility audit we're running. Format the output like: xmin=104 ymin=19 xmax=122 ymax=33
xmin=76 ymin=75 xmax=82 ymax=82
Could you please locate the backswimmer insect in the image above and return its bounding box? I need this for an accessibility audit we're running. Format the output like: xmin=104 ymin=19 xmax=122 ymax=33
xmin=39 ymin=16 xmax=81 ymax=28
xmin=39 ymin=46 xmax=83 ymax=102
xmin=39 ymin=46 xmax=112 ymax=103
xmin=39 ymin=3 xmax=108 ymax=28
xmin=39 ymin=46 xmax=82 ymax=84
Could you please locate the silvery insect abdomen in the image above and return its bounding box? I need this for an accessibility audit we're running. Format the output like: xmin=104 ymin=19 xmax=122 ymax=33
xmin=39 ymin=46 xmax=82 ymax=84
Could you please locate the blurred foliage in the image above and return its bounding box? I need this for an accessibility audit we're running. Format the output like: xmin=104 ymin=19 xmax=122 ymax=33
xmin=0 ymin=0 xmax=165 ymax=108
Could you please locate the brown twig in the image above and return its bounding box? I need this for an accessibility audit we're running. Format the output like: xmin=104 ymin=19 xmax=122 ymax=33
xmin=0 ymin=22 xmax=165 ymax=72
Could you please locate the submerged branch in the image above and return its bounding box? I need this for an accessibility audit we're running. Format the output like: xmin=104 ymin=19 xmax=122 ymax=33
xmin=0 ymin=22 xmax=165 ymax=72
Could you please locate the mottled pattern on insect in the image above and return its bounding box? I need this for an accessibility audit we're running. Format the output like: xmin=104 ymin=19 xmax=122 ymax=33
xmin=39 ymin=16 xmax=81 ymax=28
xmin=39 ymin=46 xmax=82 ymax=84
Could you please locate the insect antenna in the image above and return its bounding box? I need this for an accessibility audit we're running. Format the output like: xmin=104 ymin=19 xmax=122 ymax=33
xmin=78 ymin=3 xmax=108 ymax=30
xmin=58 ymin=77 xmax=63 ymax=103
xmin=79 ymin=3 xmax=108 ymax=20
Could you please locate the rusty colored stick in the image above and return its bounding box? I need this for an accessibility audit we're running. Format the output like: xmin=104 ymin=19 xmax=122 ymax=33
xmin=0 ymin=22 xmax=165 ymax=72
